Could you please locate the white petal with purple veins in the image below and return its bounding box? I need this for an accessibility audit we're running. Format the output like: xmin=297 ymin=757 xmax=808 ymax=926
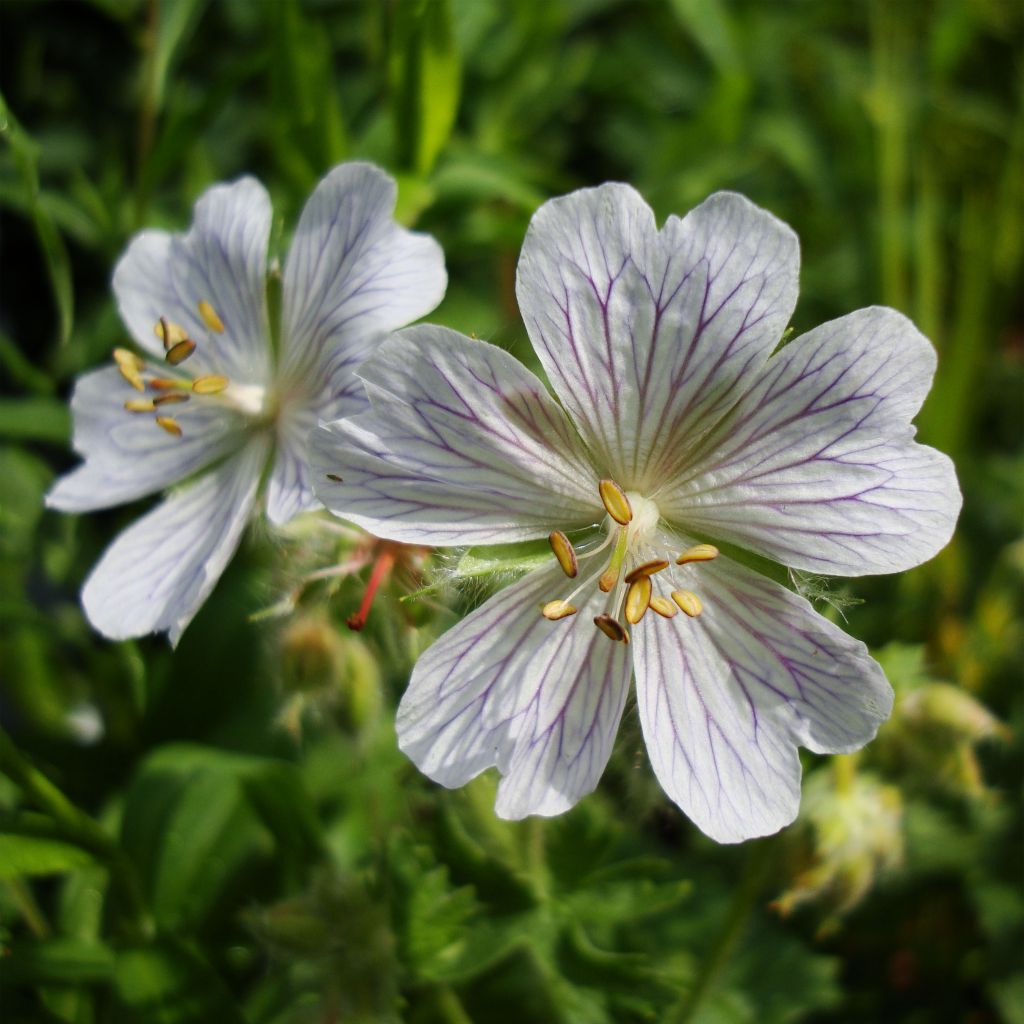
xmin=280 ymin=162 xmax=446 ymax=389
xmin=46 ymin=367 xmax=249 ymax=512
xmin=80 ymin=436 xmax=269 ymax=645
xmin=516 ymin=186 xmax=798 ymax=489
xmin=659 ymin=307 xmax=961 ymax=575
xmin=113 ymin=178 xmax=272 ymax=383
xmin=311 ymin=326 xmax=599 ymax=545
xmin=634 ymin=552 xmax=892 ymax=843
xmin=397 ymin=563 xmax=634 ymax=818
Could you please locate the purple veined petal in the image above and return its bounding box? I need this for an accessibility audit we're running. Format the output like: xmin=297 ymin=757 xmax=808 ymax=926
xmin=396 ymin=562 xmax=634 ymax=818
xmin=658 ymin=307 xmax=962 ymax=576
xmin=280 ymin=162 xmax=446 ymax=390
xmin=516 ymin=185 xmax=799 ymax=490
xmin=80 ymin=436 xmax=269 ymax=645
xmin=633 ymin=550 xmax=892 ymax=844
xmin=310 ymin=325 xmax=600 ymax=546
xmin=113 ymin=178 xmax=273 ymax=384
xmin=45 ymin=366 xmax=250 ymax=512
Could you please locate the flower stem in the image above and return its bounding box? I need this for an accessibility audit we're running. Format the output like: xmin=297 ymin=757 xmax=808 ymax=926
xmin=667 ymin=840 xmax=775 ymax=1024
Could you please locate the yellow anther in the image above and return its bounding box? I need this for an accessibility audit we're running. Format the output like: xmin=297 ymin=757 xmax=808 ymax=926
xmin=198 ymin=300 xmax=225 ymax=333
xmin=593 ymin=614 xmax=630 ymax=644
xmin=542 ymin=600 xmax=577 ymax=621
xmin=598 ymin=479 xmax=633 ymax=525
xmin=153 ymin=392 xmax=189 ymax=406
xmin=671 ymin=590 xmax=703 ymax=617
xmin=624 ymin=559 xmax=669 ymax=584
xmin=649 ymin=596 xmax=678 ymax=618
xmin=153 ymin=318 xmax=190 ymax=349
xmin=113 ymin=347 xmax=143 ymax=370
xmin=148 ymin=377 xmax=188 ymax=391
xmin=165 ymin=339 xmax=197 ymax=365
xmin=117 ymin=363 xmax=145 ymax=391
xmin=598 ymin=527 xmax=629 ymax=593
xmin=155 ymin=416 xmax=182 ymax=437
xmin=192 ymin=374 xmax=229 ymax=395
xmin=624 ymin=576 xmax=652 ymax=625
xmin=548 ymin=530 xmax=578 ymax=579
xmin=124 ymin=398 xmax=155 ymax=413
xmin=676 ymin=544 xmax=719 ymax=565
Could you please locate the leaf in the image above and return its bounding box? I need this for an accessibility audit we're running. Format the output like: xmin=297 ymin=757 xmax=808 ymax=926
xmin=0 ymin=398 xmax=70 ymax=445
xmin=0 ymin=833 xmax=95 ymax=879
xmin=0 ymin=937 xmax=115 ymax=987
xmin=391 ymin=0 xmax=462 ymax=176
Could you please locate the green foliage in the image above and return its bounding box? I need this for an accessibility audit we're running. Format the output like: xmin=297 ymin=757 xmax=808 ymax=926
xmin=0 ymin=0 xmax=1020 ymax=1021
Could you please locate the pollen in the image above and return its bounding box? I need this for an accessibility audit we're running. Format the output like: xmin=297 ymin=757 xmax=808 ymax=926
xmin=542 ymin=599 xmax=577 ymax=621
xmin=165 ymin=339 xmax=197 ymax=365
xmin=624 ymin=576 xmax=652 ymax=624
xmin=594 ymin=614 xmax=629 ymax=644
xmin=549 ymin=530 xmax=578 ymax=578
xmin=124 ymin=398 xmax=155 ymax=413
xmin=192 ymin=374 xmax=229 ymax=395
xmin=155 ymin=416 xmax=183 ymax=437
xmin=649 ymin=596 xmax=678 ymax=618
xmin=599 ymin=479 xmax=633 ymax=525
xmin=676 ymin=544 xmax=719 ymax=565
xmin=671 ymin=589 xmax=703 ymax=617
xmin=154 ymin=318 xmax=190 ymax=349
xmin=198 ymin=300 xmax=225 ymax=333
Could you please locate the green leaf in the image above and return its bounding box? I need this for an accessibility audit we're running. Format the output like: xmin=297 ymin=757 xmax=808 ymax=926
xmin=0 ymin=398 xmax=70 ymax=445
xmin=0 ymin=937 xmax=115 ymax=986
xmin=391 ymin=0 xmax=462 ymax=176
xmin=0 ymin=833 xmax=95 ymax=879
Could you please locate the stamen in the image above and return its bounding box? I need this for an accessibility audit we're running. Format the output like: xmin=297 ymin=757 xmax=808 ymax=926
xmin=153 ymin=393 xmax=189 ymax=406
xmin=624 ymin=576 xmax=652 ymax=624
xmin=153 ymin=318 xmax=189 ymax=349
xmin=624 ymin=559 xmax=669 ymax=583
xmin=671 ymin=590 xmax=703 ymax=617
xmin=542 ymin=600 xmax=577 ymax=621
xmin=198 ymin=300 xmax=225 ymax=333
xmin=155 ymin=416 xmax=182 ymax=437
xmin=649 ymin=596 xmax=678 ymax=618
xmin=346 ymin=548 xmax=395 ymax=631
xmin=113 ymin=348 xmax=144 ymax=391
xmin=548 ymin=530 xmax=579 ymax=579
xmin=192 ymin=374 xmax=229 ymax=395
xmin=599 ymin=479 xmax=633 ymax=525
xmin=594 ymin=614 xmax=630 ymax=644
xmin=117 ymin=365 xmax=144 ymax=391
xmin=124 ymin=398 xmax=155 ymax=413
xmin=676 ymin=544 xmax=719 ymax=565
xmin=599 ymin=527 xmax=629 ymax=592
xmin=148 ymin=378 xmax=188 ymax=391
xmin=165 ymin=339 xmax=197 ymax=365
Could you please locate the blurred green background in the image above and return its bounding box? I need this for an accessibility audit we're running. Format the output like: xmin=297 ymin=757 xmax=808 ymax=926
xmin=1 ymin=1 xmax=1021 ymax=1022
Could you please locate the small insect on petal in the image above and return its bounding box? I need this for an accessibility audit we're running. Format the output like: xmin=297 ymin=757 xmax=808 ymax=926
xmin=124 ymin=398 xmax=155 ymax=413
xmin=197 ymin=300 xmax=225 ymax=333
xmin=599 ymin=479 xmax=633 ymax=525
xmin=155 ymin=416 xmax=182 ymax=437
xmin=649 ymin=596 xmax=678 ymax=618
xmin=153 ymin=392 xmax=189 ymax=406
xmin=676 ymin=544 xmax=719 ymax=565
xmin=165 ymin=339 xmax=197 ymax=365
xmin=542 ymin=599 xmax=577 ymax=621
xmin=625 ymin=576 xmax=653 ymax=624
xmin=325 ymin=473 xmax=344 ymax=482
xmin=671 ymin=590 xmax=703 ymax=617
xmin=624 ymin=559 xmax=669 ymax=583
xmin=153 ymin=318 xmax=190 ymax=349
xmin=594 ymin=614 xmax=630 ymax=644
xmin=548 ymin=530 xmax=578 ymax=579
xmin=192 ymin=374 xmax=229 ymax=395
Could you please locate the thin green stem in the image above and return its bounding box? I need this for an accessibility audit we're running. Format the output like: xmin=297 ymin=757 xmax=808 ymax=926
xmin=7 ymin=878 xmax=51 ymax=938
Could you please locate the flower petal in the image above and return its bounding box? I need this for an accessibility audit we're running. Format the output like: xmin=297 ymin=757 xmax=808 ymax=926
xmin=634 ymin=552 xmax=892 ymax=843
xmin=46 ymin=366 xmax=248 ymax=512
xmin=397 ymin=563 xmax=634 ymax=818
xmin=280 ymin=162 xmax=446 ymax=388
xmin=311 ymin=325 xmax=598 ymax=545
xmin=516 ymin=185 xmax=798 ymax=489
xmin=80 ymin=437 xmax=269 ymax=645
xmin=659 ymin=307 xmax=961 ymax=575
xmin=113 ymin=177 xmax=272 ymax=383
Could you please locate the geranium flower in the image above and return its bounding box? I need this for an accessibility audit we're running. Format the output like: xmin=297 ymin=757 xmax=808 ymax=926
xmin=47 ymin=163 xmax=446 ymax=644
xmin=311 ymin=184 xmax=960 ymax=842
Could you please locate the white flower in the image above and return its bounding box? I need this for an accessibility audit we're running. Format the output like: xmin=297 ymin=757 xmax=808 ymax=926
xmin=47 ymin=163 xmax=446 ymax=644
xmin=311 ymin=184 xmax=961 ymax=843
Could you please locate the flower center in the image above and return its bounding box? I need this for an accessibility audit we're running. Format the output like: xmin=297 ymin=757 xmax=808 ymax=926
xmin=113 ymin=301 xmax=267 ymax=437
xmin=542 ymin=478 xmax=718 ymax=644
